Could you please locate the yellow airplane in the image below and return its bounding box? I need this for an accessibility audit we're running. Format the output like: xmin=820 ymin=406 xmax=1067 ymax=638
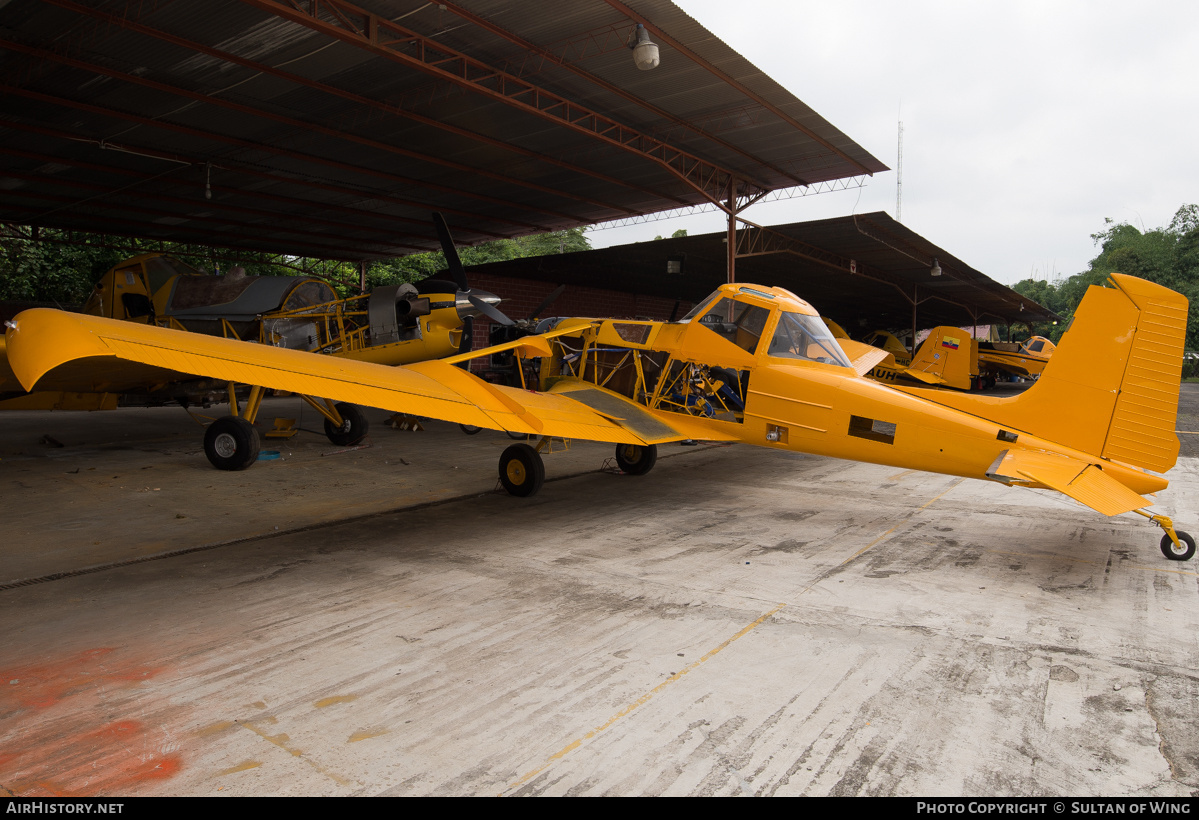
xmin=5 ymin=273 xmax=1191 ymax=561
xmin=861 ymin=329 xmax=913 ymax=367
xmin=978 ymin=335 xmax=1056 ymax=382
xmin=0 ymin=213 xmax=509 ymax=446
xmin=830 ymin=321 xmax=980 ymax=391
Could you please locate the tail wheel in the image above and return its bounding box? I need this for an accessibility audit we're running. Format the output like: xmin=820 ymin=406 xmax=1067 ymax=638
xmin=499 ymin=443 xmax=545 ymax=497
xmin=614 ymin=443 xmax=658 ymax=475
xmin=324 ymin=402 xmax=368 ymax=446
xmin=203 ymin=416 xmax=261 ymax=471
xmin=1160 ymin=531 xmax=1196 ymax=561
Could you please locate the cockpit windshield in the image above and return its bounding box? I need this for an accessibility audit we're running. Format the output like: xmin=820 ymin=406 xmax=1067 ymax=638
xmin=768 ymin=312 xmax=852 ymax=367
xmin=680 ymin=291 xmax=723 ymax=323
xmin=690 ymin=296 xmax=771 ymax=355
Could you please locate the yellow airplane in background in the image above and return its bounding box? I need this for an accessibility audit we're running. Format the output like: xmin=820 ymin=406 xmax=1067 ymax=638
xmin=6 ymin=273 xmax=1191 ymax=562
xmin=979 ymin=335 xmax=1056 ymax=383
xmin=829 ymin=320 xmax=980 ymax=391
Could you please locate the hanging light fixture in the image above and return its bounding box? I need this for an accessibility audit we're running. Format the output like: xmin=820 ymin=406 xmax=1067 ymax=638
xmin=930 ymin=257 xmax=942 ymax=277
xmin=628 ymin=24 xmax=660 ymax=70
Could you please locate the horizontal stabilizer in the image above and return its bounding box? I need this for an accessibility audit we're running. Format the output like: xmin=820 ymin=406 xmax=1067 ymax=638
xmin=989 ymin=449 xmax=1150 ymax=516
xmin=903 ymin=369 xmax=946 ymax=386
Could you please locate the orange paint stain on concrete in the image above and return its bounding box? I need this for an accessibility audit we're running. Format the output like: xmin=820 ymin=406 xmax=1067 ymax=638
xmin=1 ymin=718 xmax=183 ymax=796
xmin=0 ymin=647 xmax=183 ymax=796
xmin=0 ymin=647 xmax=163 ymax=712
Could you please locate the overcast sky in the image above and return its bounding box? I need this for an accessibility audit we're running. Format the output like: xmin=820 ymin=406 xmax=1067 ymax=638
xmin=590 ymin=0 xmax=1199 ymax=286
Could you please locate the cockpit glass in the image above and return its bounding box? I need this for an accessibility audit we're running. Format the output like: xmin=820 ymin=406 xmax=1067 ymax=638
xmin=768 ymin=313 xmax=852 ymax=367
xmin=695 ymin=297 xmax=771 ymax=355
xmin=680 ymin=291 xmax=723 ymax=322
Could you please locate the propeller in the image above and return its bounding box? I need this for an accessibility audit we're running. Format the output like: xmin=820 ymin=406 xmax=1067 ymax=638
xmin=432 ymin=212 xmax=514 ymax=327
xmin=528 ymin=283 xmax=566 ymax=322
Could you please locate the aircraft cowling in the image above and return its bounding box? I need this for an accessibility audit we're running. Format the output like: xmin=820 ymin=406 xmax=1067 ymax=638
xmin=367 ymin=283 xmax=431 ymax=346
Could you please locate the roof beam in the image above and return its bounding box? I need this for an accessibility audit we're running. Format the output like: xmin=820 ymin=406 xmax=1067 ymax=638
xmin=436 ymin=1 xmax=811 ymax=187
xmin=0 ymin=37 xmax=619 ymax=224
xmin=0 ymin=166 xmax=419 ymax=255
xmin=0 ymin=188 xmax=375 ymax=259
xmin=39 ymin=0 xmax=689 ymax=212
xmin=236 ymin=0 xmax=773 ymax=212
xmin=0 ymin=119 xmax=513 ymax=245
xmin=0 ymin=84 xmax=557 ymax=233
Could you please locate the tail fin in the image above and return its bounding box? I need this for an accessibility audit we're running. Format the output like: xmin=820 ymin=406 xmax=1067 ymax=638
xmin=919 ymin=274 xmax=1187 ymax=472
xmin=906 ymin=327 xmax=979 ymax=390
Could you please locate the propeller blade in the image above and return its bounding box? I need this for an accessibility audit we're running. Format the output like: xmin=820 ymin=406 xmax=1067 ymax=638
xmin=432 ymin=212 xmax=469 ymax=292
xmin=469 ymin=292 xmax=515 ymax=326
xmin=528 ymin=284 xmax=566 ymax=321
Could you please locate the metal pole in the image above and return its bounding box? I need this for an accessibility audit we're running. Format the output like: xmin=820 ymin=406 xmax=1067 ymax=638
xmin=726 ymin=177 xmax=737 ymax=284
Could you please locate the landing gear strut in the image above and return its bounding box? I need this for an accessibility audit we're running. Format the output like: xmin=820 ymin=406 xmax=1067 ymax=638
xmin=1134 ymin=510 xmax=1195 ymax=561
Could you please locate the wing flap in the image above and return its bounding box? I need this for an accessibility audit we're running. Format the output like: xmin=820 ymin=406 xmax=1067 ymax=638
xmin=547 ymin=379 xmax=737 ymax=443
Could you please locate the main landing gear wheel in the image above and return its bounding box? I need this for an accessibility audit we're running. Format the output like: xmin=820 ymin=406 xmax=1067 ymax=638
xmin=324 ymin=402 xmax=368 ymax=446
xmin=614 ymin=443 xmax=657 ymax=475
xmin=203 ymin=416 xmax=260 ymax=471
xmin=499 ymin=443 xmax=545 ymax=497
xmin=459 ymin=424 xmax=482 ymax=435
xmin=1160 ymin=531 xmax=1196 ymax=561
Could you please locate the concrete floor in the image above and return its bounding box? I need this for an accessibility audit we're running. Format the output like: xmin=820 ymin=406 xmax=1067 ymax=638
xmin=1 ymin=388 xmax=1197 ymax=797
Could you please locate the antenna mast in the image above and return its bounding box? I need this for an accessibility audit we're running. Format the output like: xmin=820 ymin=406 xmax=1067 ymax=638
xmin=896 ymin=119 xmax=904 ymax=222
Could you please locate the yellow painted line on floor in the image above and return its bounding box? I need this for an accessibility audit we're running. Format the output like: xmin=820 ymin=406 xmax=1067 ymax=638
xmin=842 ymin=478 xmax=965 ymax=564
xmin=505 ymin=479 xmax=969 ymax=793
xmin=239 ymin=720 xmax=352 ymax=787
xmin=504 ymin=601 xmax=788 ymax=793
xmin=1176 ymin=430 xmax=1199 ymax=434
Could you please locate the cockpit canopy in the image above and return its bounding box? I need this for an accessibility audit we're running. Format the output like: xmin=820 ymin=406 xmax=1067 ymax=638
xmin=682 ymin=284 xmax=851 ymax=368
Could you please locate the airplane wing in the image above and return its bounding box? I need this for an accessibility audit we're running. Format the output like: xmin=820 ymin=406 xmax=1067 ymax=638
xmin=4 ymin=309 xmax=702 ymax=446
xmin=986 ymin=448 xmax=1151 ymax=516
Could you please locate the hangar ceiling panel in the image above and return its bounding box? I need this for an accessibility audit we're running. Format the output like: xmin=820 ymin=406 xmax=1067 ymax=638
xmin=0 ymin=0 xmax=887 ymax=260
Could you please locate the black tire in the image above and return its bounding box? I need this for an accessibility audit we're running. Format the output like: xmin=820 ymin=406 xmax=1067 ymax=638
xmin=459 ymin=424 xmax=482 ymax=435
xmin=615 ymin=443 xmax=657 ymax=476
xmin=324 ymin=402 xmax=368 ymax=446
xmin=506 ymin=430 xmax=529 ymax=440
xmin=1160 ymin=531 xmax=1196 ymax=561
xmin=499 ymin=443 xmax=544 ymax=497
xmin=203 ymin=416 xmax=261 ymax=471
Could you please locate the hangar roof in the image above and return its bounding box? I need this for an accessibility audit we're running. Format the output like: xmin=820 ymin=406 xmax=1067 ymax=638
xmin=468 ymin=212 xmax=1061 ymax=330
xmin=0 ymin=0 xmax=886 ymax=260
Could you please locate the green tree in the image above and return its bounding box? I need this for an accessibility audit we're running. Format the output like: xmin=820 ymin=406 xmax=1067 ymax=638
xmin=1012 ymin=205 xmax=1199 ymax=349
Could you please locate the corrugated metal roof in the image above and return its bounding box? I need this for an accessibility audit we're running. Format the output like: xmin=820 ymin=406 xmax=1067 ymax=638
xmin=465 ymin=213 xmax=1061 ymax=329
xmin=0 ymin=0 xmax=887 ymax=260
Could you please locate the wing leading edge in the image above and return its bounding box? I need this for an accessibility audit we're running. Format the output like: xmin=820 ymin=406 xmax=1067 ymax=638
xmin=5 ymin=309 xmax=691 ymax=446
